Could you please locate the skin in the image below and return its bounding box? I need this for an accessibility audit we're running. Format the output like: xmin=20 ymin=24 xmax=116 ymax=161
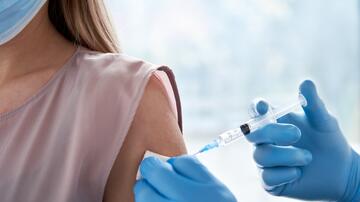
xmin=1 ymin=2 xmax=187 ymax=202
xmin=103 ymin=74 xmax=187 ymax=201
xmin=0 ymin=3 xmax=77 ymax=112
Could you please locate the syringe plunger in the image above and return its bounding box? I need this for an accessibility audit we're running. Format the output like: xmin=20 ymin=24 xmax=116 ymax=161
xmin=195 ymin=94 xmax=307 ymax=154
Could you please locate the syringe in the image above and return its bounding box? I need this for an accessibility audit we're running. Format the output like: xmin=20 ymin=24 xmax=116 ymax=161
xmin=194 ymin=94 xmax=307 ymax=155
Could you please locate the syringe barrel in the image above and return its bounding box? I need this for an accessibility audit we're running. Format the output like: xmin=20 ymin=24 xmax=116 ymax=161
xmin=246 ymin=93 xmax=307 ymax=134
xmin=217 ymin=128 xmax=243 ymax=146
xmin=273 ymin=94 xmax=307 ymax=119
xmin=212 ymin=94 xmax=307 ymax=148
xmin=246 ymin=112 xmax=277 ymax=133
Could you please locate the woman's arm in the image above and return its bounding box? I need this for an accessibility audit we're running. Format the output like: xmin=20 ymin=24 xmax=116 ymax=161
xmin=103 ymin=74 xmax=187 ymax=202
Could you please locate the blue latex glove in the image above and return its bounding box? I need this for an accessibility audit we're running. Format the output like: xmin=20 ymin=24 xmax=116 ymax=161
xmin=134 ymin=155 xmax=237 ymax=202
xmin=246 ymin=80 xmax=360 ymax=201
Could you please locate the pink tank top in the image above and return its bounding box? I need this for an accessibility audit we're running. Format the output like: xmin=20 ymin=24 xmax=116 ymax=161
xmin=0 ymin=46 xmax=183 ymax=202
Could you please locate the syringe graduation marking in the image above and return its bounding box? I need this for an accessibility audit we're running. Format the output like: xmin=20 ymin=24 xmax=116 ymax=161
xmin=194 ymin=94 xmax=307 ymax=155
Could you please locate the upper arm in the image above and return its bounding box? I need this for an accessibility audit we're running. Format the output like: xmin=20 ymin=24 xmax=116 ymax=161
xmin=103 ymin=73 xmax=187 ymax=202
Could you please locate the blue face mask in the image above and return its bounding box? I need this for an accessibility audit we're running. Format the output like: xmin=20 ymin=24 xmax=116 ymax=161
xmin=0 ymin=0 xmax=47 ymax=45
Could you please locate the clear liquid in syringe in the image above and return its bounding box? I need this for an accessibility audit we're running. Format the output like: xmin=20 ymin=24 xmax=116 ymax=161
xmin=193 ymin=94 xmax=307 ymax=155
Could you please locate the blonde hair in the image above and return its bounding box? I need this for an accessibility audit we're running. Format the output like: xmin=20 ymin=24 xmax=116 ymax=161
xmin=48 ymin=0 xmax=120 ymax=53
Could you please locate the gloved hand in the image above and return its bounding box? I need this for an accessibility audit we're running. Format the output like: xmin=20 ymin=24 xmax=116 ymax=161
xmin=245 ymin=80 xmax=360 ymax=201
xmin=134 ymin=155 xmax=237 ymax=202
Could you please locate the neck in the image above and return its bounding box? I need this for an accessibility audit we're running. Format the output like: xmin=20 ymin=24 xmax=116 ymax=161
xmin=0 ymin=3 xmax=76 ymax=86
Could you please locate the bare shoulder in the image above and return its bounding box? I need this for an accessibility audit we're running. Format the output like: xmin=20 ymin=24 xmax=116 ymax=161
xmin=134 ymin=72 xmax=187 ymax=154
xmin=103 ymin=73 xmax=187 ymax=202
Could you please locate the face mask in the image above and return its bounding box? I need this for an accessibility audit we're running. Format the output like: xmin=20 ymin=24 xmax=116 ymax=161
xmin=0 ymin=0 xmax=47 ymax=45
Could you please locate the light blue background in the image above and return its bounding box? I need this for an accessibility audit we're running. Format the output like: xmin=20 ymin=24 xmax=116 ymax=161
xmin=105 ymin=0 xmax=359 ymax=201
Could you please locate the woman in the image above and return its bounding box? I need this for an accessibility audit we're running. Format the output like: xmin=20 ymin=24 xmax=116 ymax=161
xmin=0 ymin=0 xmax=187 ymax=201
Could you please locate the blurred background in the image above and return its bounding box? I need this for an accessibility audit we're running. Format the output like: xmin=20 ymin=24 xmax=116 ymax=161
xmin=105 ymin=0 xmax=359 ymax=201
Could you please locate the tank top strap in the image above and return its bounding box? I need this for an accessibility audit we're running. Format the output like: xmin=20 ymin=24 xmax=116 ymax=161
xmin=153 ymin=66 xmax=183 ymax=133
